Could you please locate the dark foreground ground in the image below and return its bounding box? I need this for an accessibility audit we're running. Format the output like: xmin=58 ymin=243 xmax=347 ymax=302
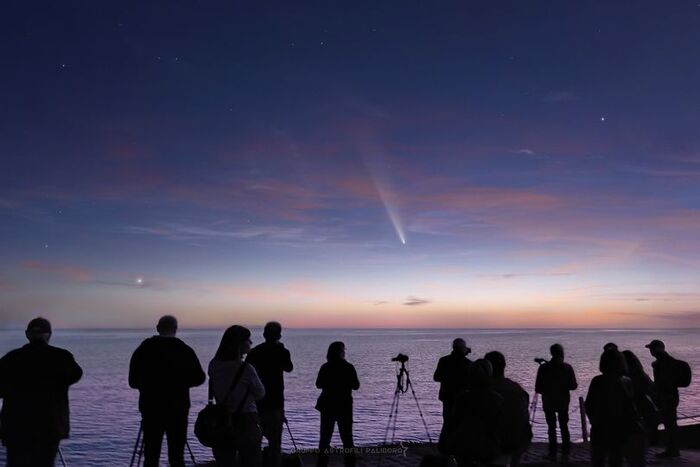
xmin=282 ymin=442 xmax=700 ymax=466
xmin=195 ymin=425 xmax=700 ymax=466
xmin=196 ymin=442 xmax=700 ymax=466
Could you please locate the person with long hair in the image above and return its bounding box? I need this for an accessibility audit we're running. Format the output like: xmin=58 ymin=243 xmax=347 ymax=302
xmin=315 ymin=341 xmax=360 ymax=467
xmin=208 ymin=325 xmax=265 ymax=467
xmin=585 ymin=349 xmax=644 ymax=467
xmin=622 ymin=350 xmax=655 ymax=466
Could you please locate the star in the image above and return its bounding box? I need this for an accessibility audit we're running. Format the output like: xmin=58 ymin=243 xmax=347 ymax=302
xmin=44 ymin=244 xmax=49 ymax=248
xmin=600 ymin=116 xmax=606 ymax=122
xmin=136 ymin=278 xmax=144 ymax=285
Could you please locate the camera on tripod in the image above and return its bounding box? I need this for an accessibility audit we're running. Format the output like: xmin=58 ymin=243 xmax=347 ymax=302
xmin=391 ymin=353 xmax=409 ymax=364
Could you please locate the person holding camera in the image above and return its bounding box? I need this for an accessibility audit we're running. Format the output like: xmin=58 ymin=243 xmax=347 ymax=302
xmin=433 ymin=338 xmax=472 ymax=452
xmin=0 ymin=317 xmax=83 ymax=467
xmin=246 ymin=321 xmax=294 ymax=467
xmin=535 ymin=343 xmax=578 ymax=460
xmin=128 ymin=315 xmax=205 ymax=467
xmin=315 ymin=341 xmax=360 ymax=467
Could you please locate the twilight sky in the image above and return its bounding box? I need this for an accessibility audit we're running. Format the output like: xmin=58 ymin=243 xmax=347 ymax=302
xmin=2 ymin=1 xmax=700 ymax=328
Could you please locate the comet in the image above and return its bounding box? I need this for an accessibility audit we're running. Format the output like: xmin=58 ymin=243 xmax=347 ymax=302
xmin=364 ymin=153 xmax=406 ymax=245
xmin=374 ymin=180 xmax=406 ymax=244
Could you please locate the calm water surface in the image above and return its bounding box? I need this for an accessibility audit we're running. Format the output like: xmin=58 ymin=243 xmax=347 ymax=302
xmin=1 ymin=328 xmax=698 ymax=466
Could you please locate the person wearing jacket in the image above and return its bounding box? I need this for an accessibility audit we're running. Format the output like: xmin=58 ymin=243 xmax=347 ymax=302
xmin=246 ymin=321 xmax=293 ymax=467
xmin=315 ymin=341 xmax=360 ymax=467
xmin=585 ymin=349 xmax=644 ymax=467
xmin=129 ymin=315 xmax=205 ymax=467
xmin=646 ymin=339 xmax=681 ymax=458
xmin=0 ymin=317 xmax=83 ymax=467
xmin=535 ymin=343 xmax=578 ymax=459
xmin=209 ymin=325 xmax=265 ymax=467
xmin=433 ymin=338 xmax=472 ymax=452
xmin=484 ymin=351 xmax=532 ymax=467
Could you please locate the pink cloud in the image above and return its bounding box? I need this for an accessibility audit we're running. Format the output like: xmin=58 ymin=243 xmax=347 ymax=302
xmin=21 ymin=260 xmax=93 ymax=282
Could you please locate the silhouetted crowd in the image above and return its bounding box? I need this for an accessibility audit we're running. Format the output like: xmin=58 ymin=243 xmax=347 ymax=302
xmin=0 ymin=317 xmax=693 ymax=467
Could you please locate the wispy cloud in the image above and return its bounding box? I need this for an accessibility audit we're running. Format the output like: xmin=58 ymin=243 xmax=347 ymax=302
xmin=478 ymin=272 xmax=573 ymax=280
xmin=404 ymin=296 xmax=431 ymax=306
xmin=21 ymin=260 xmax=92 ymax=282
xmin=124 ymin=223 xmax=330 ymax=244
xmin=600 ymin=293 xmax=700 ymax=302
xmin=512 ymin=148 xmax=535 ymax=155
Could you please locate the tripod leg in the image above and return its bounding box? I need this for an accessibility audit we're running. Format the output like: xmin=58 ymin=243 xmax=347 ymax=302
xmin=129 ymin=424 xmax=143 ymax=467
xmin=379 ymin=390 xmax=401 ymax=467
xmin=185 ymin=440 xmax=197 ymax=466
xmin=391 ymin=392 xmax=401 ymax=445
xmin=136 ymin=427 xmax=145 ymax=467
xmin=407 ymin=379 xmax=434 ymax=446
xmin=381 ymin=390 xmax=400 ymax=446
xmin=58 ymin=447 xmax=68 ymax=467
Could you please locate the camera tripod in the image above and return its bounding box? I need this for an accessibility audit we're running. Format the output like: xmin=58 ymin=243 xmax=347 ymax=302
xmin=380 ymin=358 xmax=433 ymax=462
xmin=129 ymin=422 xmax=199 ymax=467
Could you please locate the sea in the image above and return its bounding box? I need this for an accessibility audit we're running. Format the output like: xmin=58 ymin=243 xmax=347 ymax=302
xmin=0 ymin=328 xmax=698 ymax=466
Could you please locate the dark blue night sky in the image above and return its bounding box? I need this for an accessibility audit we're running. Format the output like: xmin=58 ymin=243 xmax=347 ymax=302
xmin=2 ymin=1 xmax=700 ymax=328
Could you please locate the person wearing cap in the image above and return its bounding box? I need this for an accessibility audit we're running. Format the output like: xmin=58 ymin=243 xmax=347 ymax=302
xmin=246 ymin=321 xmax=294 ymax=467
xmin=128 ymin=315 xmax=205 ymax=467
xmin=0 ymin=317 xmax=83 ymax=467
xmin=535 ymin=343 xmax=578 ymax=460
xmin=646 ymin=339 xmax=680 ymax=458
xmin=434 ymin=338 xmax=472 ymax=452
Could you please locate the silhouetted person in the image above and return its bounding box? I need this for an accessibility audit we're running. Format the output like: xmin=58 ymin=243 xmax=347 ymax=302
xmin=646 ymin=339 xmax=680 ymax=458
xmin=622 ymin=350 xmax=655 ymax=466
xmin=128 ymin=315 xmax=205 ymax=467
xmin=604 ymin=342 xmax=619 ymax=352
xmin=246 ymin=321 xmax=294 ymax=467
xmin=535 ymin=343 xmax=577 ymax=459
xmin=434 ymin=338 xmax=472 ymax=451
xmin=484 ymin=351 xmax=532 ymax=467
xmin=315 ymin=341 xmax=360 ymax=467
xmin=209 ymin=325 xmax=265 ymax=467
xmin=585 ymin=349 xmax=644 ymax=467
xmin=448 ymin=359 xmax=504 ymax=466
xmin=0 ymin=317 xmax=83 ymax=467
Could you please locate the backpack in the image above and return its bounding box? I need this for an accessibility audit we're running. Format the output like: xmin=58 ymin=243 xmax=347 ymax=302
xmin=674 ymin=359 xmax=692 ymax=388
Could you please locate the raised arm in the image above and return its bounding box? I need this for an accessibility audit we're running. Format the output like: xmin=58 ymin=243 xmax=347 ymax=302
xmin=186 ymin=347 xmax=206 ymax=388
xmin=63 ymin=350 xmax=83 ymax=386
xmin=281 ymin=345 xmax=293 ymax=373
xmin=535 ymin=365 xmax=545 ymax=394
